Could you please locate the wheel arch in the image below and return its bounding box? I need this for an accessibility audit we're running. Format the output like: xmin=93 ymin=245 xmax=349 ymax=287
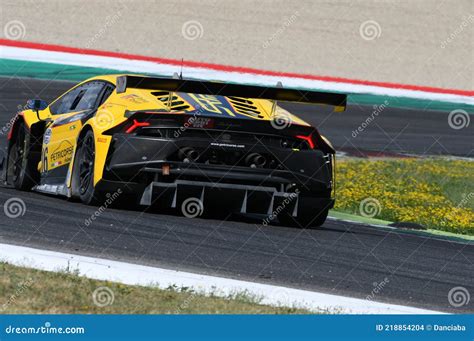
xmin=5 ymin=116 xmax=27 ymax=185
xmin=67 ymin=124 xmax=93 ymax=192
xmin=7 ymin=114 xmax=26 ymax=146
xmin=67 ymin=124 xmax=112 ymax=190
xmin=5 ymin=114 xmax=46 ymax=189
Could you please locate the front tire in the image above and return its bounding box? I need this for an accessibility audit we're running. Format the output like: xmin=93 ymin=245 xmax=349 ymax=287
xmin=8 ymin=122 xmax=39 ymax=190
xmin=72 ymin=130 xmax=102 ymax=205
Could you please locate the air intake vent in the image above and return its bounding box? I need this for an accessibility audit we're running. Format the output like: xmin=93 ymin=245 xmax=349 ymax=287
xmin=151 ymin=91 xmax=191 ymax=111
xmin=227 ymin=97 xmax=264 ymax=118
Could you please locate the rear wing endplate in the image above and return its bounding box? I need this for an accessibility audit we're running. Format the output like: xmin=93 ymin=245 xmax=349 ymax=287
xmin=116 ymin=75 xmax=347 ymax=112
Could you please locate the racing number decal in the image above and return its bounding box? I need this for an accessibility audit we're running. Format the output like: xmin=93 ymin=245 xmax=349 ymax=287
xmin=41 ymin=142 xmax=75 ymax=173
xmin=42 ymin=147 xmax=48 ymax=172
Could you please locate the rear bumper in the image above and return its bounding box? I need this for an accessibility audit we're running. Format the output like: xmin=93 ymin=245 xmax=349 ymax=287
xmin=96 ymin=132 xmax=335 ymax=215
xmin=104 ymin=134 xmax=334 ymax=195
xmin=144 ymin=179 xmax=334 ymax=215
xmin=97 ymin=178 xmax=334 ymax=216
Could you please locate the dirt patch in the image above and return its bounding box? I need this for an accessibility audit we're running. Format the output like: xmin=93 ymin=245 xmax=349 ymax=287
xmin=1 ymin=0 xmax=472 ymax=90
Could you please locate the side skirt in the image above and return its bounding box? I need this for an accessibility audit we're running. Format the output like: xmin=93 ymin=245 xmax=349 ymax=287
xmin=34 ymin=164 xmax=71 ymax=197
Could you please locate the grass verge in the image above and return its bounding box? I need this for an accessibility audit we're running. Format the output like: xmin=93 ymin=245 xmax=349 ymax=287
xmin=0 ymin=262 xmax=307 ymax=314
xmin=333 ymin=158 xmax=474 ymax=235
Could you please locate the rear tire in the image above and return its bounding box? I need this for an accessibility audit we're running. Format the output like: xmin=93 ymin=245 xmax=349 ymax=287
xmin=8 ymin=122 xmax=39 ymax=190
xmin=72 ymin=130 xmax=103 ymax=205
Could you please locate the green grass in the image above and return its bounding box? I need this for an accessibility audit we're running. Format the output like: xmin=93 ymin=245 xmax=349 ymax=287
xmin=334 ymin=158 xmax=474 ymax=234
xmin=0 ymin=262 xmax=308 ymax=314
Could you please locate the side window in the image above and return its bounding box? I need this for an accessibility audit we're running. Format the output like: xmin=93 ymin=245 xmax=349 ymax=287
xmin=70 ymin=89 xmax=87 ymax=111
xmin=49 ymin=88 xmax=80 ymax=115
xmin=74 ymin=82 xmax=106 ymax=111
xmin=97 ymin=84 xmax=115 ymax=107
xmin=49 ymin=81 xmax=107 ymax=115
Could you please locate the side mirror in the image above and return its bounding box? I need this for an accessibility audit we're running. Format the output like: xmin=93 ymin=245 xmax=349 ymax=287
xmin=26 ymin=99 xmax=48 ymax=121
xmin=26 ymin=99 xmax=48 ymax=111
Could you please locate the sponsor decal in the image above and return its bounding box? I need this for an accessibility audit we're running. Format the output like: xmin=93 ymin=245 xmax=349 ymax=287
xmin=210 ymin=142 xmax=245 ymax=148
xmin=190 ymin=117 xmax=214 ymax=129
xmin=97 ymin=137 xmax=108 ymax=143
xmin=187 ymin=93 xmax=235 ymax=117
xmin=179 ymin=93 xmax=267 ymax=121
xmin=180 ymin=93 xmax=240 ymax=118
xmin=50 ymin=140 xmax=74 ymax=168
xmin=121 ymin=94 xmax=149 ymax=104
xmin=43 ymin=128 xmax=52 ymax=145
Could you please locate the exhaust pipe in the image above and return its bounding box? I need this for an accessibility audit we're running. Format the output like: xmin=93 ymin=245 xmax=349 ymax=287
xmin=245 ymin=153 xmax=266 ymax=168
xmin=179 ymin=147 xmax=200 ymax=163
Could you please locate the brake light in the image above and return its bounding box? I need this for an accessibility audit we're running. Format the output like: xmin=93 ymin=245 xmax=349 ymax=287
xmin=295 ymin=134 xmax=315 ymax=149
xmin=125 ymin=119 xmax=151 ymax=134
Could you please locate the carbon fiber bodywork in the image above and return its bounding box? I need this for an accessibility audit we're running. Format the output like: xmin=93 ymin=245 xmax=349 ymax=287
xmin=99 ymin=113 xmax=334 ymax=217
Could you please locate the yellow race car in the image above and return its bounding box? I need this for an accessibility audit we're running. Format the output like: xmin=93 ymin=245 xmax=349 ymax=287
xmin=2 ymin=74 xmax=346 ymax=227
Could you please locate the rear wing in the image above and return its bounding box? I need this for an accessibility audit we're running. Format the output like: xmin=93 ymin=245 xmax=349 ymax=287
xmin=116 ymin=75 xmax=347 ymax=112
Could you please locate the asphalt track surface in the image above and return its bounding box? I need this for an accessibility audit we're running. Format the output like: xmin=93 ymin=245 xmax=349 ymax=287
xmin=0 ymin=77 xmax=473 ymax=313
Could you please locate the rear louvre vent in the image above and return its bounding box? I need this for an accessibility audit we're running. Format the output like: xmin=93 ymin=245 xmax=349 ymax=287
xmin=151 ymin=91 xmax=191 ymax=111
xmin=227 ymin=97 xmax=264 ymax=118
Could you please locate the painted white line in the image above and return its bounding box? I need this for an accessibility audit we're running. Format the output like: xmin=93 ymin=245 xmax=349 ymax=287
xmin=1 ymin=46 xmax=473 ymax=105
xmin=0 ymin=243 xmax=443 ymax=314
